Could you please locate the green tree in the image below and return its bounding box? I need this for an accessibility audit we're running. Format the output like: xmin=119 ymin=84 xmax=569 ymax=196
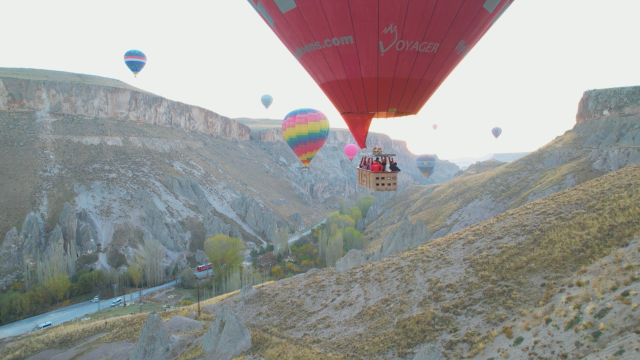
xmin=179 ymin=267 xmax=197 ymax=289
xmin=92 ymin=270 xmax=106 ymax=289
xmin=326 ymin=212 xmax=355 ymax=230
xmin=318 ymin=229 xmax=329 ymax=259
xmin=77 ymin=272 xmax=94 ymax=294
xmin=204 ymin=234 xmax=245 ymax=279
xmin=326 ymin=231 xmax=344 ymax=267
xmin=345 ymin=207 xmax=363 ymax=224
xmin=344 ymin=227 xmax=365 ymax=252
xmin=357 ymin=195 xmax=375 ymax=218
xmin=143 ymin=238 xmax=165 ymax=287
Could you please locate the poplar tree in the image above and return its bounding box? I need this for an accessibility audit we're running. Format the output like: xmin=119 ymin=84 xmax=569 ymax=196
xmin=143 ymin=238 xmax=165 ymax=287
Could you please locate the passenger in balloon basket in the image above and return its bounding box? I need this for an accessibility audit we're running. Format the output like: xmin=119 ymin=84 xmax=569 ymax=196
xmin=380 ymin=157 xmax=387 ymax=172
xmin=389 ymin=161 xmax=401 ymax=172
xmin=370 ymin=159 xmax=383 ymax=172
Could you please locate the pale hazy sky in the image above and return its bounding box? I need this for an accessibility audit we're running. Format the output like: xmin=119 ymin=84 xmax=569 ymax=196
xmin=1 ymin=1 xmax=639 ymax=159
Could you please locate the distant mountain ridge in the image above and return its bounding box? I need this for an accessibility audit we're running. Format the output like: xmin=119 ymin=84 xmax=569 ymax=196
xmin=448 ymin=152 xmax=529 ymax=168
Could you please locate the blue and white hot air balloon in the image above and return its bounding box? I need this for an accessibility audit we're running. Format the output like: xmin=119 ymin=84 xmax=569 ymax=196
xmin=124 ymin=50 xmax=146 ymax=77
xmin=261 ymin=94 xmax=273 ymax=109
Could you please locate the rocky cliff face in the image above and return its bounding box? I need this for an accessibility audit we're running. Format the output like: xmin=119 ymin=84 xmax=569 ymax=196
xmin=0 ymin=71 xmax=250 ymax=140
xmin=363 ymin=85 xmax=640 ymax=252
xmin=576 ymin=86 xmax=640 ymax=123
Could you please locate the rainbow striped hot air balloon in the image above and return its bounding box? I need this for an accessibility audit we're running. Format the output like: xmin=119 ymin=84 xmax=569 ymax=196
xmin=124 ymin=50 xmax=147 ymax=77
xmin=282 ymin=109 xmax=330 ymax=167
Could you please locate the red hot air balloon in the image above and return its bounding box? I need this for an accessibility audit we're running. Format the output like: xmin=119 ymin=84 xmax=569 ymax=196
xmin=344 ymin=144 xmax=358 ymax=161
xmin=248 ymin=0 xmax=514 ymax=148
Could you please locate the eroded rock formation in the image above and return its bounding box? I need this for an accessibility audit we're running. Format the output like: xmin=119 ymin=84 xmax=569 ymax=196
xmin=202 ymin=305 xmax=251 ymax=360
xmin=131 ymin=312 xmax=172 ymax=360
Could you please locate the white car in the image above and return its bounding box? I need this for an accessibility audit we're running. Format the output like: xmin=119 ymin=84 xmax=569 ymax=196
xmin=36 ymin=321 xmax=52 ymax=330
xmin=90 ymin=295 xmax=100 ymax=303
xmin=110 ymin=298 xmax=123 ymax=307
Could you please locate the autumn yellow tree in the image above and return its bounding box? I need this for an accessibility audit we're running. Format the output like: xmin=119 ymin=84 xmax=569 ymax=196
xmin=126 ymin=255 xmax=144 ymax=289
xmin=285 ymin=262 xmax=295 ymax=272
xmin=271 ymin=266 xmax=283 ymax=278
xmin=204 ymin=234 xmax=245 ymax=279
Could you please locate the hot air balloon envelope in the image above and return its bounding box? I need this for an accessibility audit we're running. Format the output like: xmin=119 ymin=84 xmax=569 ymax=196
xmin=416 ymin=154 xmax=437 ymax=177
xmin=124 ymin=50 xmax=146 ymax=76
xmin=282 ymin=109 xmax=330 ymax=166
xmin=344 ymin=144 xmax=358 ymax=161
xmin=492 ymin=127 xmax=502 ymax=139
xmin=249 ymin=0 xmax=514 ymax=148
xmin=261 ymin=94 xmax=273 ymax=109
xmin=432 ymin=124 xmax=438 ymax=130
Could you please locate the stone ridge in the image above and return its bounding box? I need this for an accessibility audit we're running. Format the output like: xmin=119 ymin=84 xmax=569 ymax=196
xmin=0 ymin=74 xmax=251 ymax=140
xmin=576 ymin=86 xmax=640 ymax=123
xmin=0 ymin=67 xmax=147 ymax=93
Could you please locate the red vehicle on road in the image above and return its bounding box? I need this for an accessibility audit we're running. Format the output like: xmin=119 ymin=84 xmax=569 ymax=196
xmin=196 ymin=263 xmax=212 ymax=272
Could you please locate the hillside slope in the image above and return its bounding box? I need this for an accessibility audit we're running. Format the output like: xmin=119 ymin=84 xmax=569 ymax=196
xmin=231 ymin=162 xmax=640 ymax=359
xmin=4 ymin=161 xmax=639 ymax=360
xmin=363 ymin=86 xmax=640 ymax=252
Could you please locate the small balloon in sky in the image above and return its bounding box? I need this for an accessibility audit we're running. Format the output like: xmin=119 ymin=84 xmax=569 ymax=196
xmin=492 ymin=127 xmax=502 ymax=139
xmin=261 ymin=94 xmax=273 ymax=109
xmin=281 ymin=109 xmax=330 ymax=167
xmin=416 ymin=154 xmax=437 ymax=178
xmin=124 ymin=50 xmax=146 ymax=77
xmin=344 ymin=144 xmax=358 ymax=161
xmin=432 ymin=124 xmax=437 ymax=130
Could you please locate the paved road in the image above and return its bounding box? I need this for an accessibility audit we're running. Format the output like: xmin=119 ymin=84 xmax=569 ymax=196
xmin=0 ymin=220 xmax=324 ymax=340
xmin=0 ymin=270 xmax=210 ymax=339
xmin=289 ymin=219 xmax=326 ymax=245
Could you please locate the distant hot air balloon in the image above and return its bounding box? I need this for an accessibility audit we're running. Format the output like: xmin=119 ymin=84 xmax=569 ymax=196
xmin=249 ymin=0 xmax=514 ymax=148
xmin=492 ymin=127 xmax=502 ymax=139
xmin=416 ymin=154 xmax=437 ymax=178
xmin=261 ymin=94 xmax=273 ymax=109
xmin=124 ymin=50 xmax=146 ymax=77
xmin=432 ymin=124 xmax=438 ymax=130
xmin=344 ymin=144 xmax=358 ymax=161
xmin=282 ymin=109 xmax=330 ymax=167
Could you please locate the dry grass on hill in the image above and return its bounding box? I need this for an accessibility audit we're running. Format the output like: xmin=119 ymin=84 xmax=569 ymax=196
xmin=235 ymin=163 xmax=640 ymax=358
